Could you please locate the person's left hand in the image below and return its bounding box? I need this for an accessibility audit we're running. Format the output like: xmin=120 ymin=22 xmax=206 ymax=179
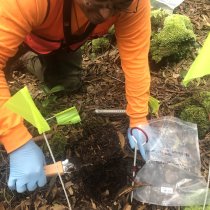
xmin=8 ymin=140 xmax=47 ymax=193
xmin=127 ymin=124 xmax=151 ymax=161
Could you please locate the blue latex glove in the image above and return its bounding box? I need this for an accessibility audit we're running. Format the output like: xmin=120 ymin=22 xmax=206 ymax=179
xmin=8 ymin=140 xmax=47 ymax=193
xmin=127 ymin=124 xmax=151 ymax=161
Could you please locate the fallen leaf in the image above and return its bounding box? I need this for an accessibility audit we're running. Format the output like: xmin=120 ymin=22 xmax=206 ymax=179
xmin=91 ymin=199 xmax=97 ymax=209
xmin=117 ymin=131 xmax=125 ymax=149
xmin=123 ymin=203 xmax=132 ymax=210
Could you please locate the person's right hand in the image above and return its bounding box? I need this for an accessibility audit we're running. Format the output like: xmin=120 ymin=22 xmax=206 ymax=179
xmin=8 ymin=140 xmax=47 ymax=193
xmin=127 ymin=124 xmax=152 ymax=161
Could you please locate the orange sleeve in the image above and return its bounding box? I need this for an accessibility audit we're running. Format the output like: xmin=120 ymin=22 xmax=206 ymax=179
xmin=0 ymin=0 xmax=47 ymax=153
xmin=115 ymin=0 xmax=151 ymax=127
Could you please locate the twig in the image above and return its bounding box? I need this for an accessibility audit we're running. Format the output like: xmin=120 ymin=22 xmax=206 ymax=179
xmin=107 ymin=74 xmax=125 ymax=83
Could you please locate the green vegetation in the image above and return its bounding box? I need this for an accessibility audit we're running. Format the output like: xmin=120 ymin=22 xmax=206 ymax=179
xmin=149 ymin=96 xmax=160 ymax=117
xmin=179 ymin=105 xmax=210 ymax=139
xmin=150 ymin=11 xmax=196 ymax=63
xmin=193 ymin=91 xmax=210 ymax=114
xmin=92 ymin=37 xmax=110 ymax=54
xmin=34 ymin=85 xmax=65 ymax=118
xmin=43 ymin=132 xmax=67 ymax=160
xmin=151 ymin=9 xmax=169 ymax=32
xmin=172 ymin=91 xmax=210 ymax=139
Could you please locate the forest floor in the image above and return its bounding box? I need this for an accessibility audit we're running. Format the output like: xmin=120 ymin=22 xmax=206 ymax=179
xmin=0 ymin=0 xmax=210 ymax=209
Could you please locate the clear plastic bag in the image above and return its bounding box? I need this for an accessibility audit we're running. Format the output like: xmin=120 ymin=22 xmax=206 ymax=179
xmin=151 ymin=0 xmax=185 ymax=13
xmin=133 ymin=117 xmax=210 ymax=206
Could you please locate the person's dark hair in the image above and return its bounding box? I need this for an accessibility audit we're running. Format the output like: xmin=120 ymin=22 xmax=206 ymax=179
xmin=113 ymin=0 xmax=133 ymax=10
xmin=90 ymin=0 xmax=133 ymax=11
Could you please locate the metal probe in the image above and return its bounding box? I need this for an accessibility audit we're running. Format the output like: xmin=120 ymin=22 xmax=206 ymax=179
xmin=95 ymin=109 xmax=126 ymax=114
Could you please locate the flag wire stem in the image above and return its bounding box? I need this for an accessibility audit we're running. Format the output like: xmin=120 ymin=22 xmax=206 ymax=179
xmin=131 ymin=136 xmax=138 ymax=203
xmin=203 ymin=161 xmax=210 ymax=210
xmin=46 ymin=116 xmax=55 ymax=121
xmin=43 ymin=132 xmax=72 ymax=210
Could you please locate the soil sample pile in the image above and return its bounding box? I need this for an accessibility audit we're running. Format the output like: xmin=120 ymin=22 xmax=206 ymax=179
xmin=76 ymin=123 xmax=124 ymax=165
xmin=73 ymin=122 xmax=128 ymax=203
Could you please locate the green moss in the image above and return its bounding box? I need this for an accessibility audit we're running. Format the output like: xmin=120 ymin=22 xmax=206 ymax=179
xmin=150 ymin=14 xmax=196 ymax=63
xmin=92 ymin=37 xmax=110 ymax=54
xmin=174 ymin=91 xmax=210 ymax=139
xmin=43 ymin=132 xmax=67 ymax=160
xmin=151 ymin=9 xmax=169 ymax=33
xmin=179 ymin=105 xmax=210 ymax=139
xmin=193 ymin=91 xmax=210 ymax=114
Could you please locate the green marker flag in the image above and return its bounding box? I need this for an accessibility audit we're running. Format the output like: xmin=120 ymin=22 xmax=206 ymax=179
xmin=54 ymin=106 xmax=81 ymax=125
xmin=183 ymin=33 xmax=210 ymax=86
xmin=4 ymin=86 xmax=50 ymax=134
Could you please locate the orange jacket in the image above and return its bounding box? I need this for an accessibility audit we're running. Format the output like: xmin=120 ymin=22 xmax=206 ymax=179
xmin=0 ymin=0 xmax=151 ymax=153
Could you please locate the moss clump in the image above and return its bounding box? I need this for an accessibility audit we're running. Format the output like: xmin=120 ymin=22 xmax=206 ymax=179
xmin=151 ymin=9 xmax=169 ymax=33
xmin=92 ymin=37 xmax=110 ymax=54
xmin=193 ymin=91 xmax=210 ymax=114
xmin=174 ymin=91 xmax=210 ymax=139
xmin=179 ymin=105 xmax=210 ymax=139
xmin=44 ymin=132 xmax=67 ymax=160
xmin=150 ymin=13 xmax=196 ymax=63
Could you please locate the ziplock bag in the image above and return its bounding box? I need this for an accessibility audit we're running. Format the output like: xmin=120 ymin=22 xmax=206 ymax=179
xmin=151 ymin=0 xmax=185 ymax=12
xmin=133 ymin=116 xmax=210 ymax=206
